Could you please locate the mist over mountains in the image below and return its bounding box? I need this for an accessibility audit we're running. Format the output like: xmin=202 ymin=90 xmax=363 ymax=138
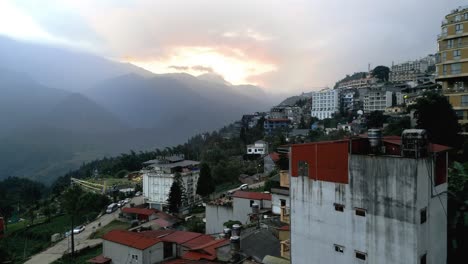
xmin=0 ymin=36 xmax=278 ymax=184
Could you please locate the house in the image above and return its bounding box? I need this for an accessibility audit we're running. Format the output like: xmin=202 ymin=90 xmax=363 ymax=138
xmin=142 ymin=155 xmax=200 ymax=210
xmin=263 ymin=152 xmax=280 ymax=174
xmin=246 ymin=140 xmax=268 ymax=155
xmin=205 ymin=191 xmax=272 ymax=234
xmin=99 ymin=230 xmax=228 ymax=264
xmin=289 ymin=130 xmax=448 ymax=264
xmin=270 ymin=170 xmax=290 ymax=260
xmin=121 ymin=207 xmax=158 ymax=222
xmin=264 ymin=118 xmax=291 ymax=135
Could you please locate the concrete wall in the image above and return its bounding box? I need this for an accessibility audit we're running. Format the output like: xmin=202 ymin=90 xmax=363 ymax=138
xmin=103 ymin=241 xmax=144 ymax=264
xmin=290 ymin=154 xmax=446 ymax=264
xmin=272 ymin=193 xmax=290 ymax=215
xmin=233 ymin=198 xmax=271 ymax=225
xmin=205 ymin=204 xmax=234 ymax=234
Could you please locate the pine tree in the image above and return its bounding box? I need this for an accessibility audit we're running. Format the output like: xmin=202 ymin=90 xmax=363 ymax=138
xmin=196 ymin=163 xmax=215 ymax=197
xmin=167 ymin=172 xmax=185 ymax=213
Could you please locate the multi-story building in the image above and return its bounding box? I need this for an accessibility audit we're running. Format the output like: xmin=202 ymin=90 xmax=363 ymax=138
xmin=142 ymin=156 xmax=200 ymax=210
xmin=363 ymin=90 xmax=393 ymax=112
xmin=310 ymin=88 xmax=339 ymax=120
xmin=269 ymin=106 xmax=303 ymax=125
xmin=337 ymin=75 xmax=376 ymax=90
xmin=264 ymin=118 xmax=291 ymax=135
xmin=340 ymin=90 xmax=359 ymax=112
xmin=436 ymin=6 xmax=468 ymax=127
xmin=390 ymin=55 xmax=436 ymax=84
xmin=246 ymin=140 xmax=268 ymax=155
xmin=289 ymin=130 xmax=448 ymax=264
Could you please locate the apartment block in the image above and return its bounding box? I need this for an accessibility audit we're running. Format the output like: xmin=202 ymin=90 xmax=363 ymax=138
xmin=436 ymin=6 xmax=468 ymax=126
xmin=289 ymin=130 xmax=448 ymax=264
xmin=310 ymin=89 xmax=339 ymax=120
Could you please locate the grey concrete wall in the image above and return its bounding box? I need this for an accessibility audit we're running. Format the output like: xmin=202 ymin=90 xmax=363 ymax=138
xmin=205 ymin=204 xmax=234 ymax=234
xmin=272 ymin=193 xmax=290 ymax=215
xmin=290 ymin=155 xmax=446 ymax=264
xmin=103 ymin=241 xmax=144 ymax=264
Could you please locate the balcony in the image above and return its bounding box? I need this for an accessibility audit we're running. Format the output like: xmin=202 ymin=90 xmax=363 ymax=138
xmin=280 ymin=240 xmax=290 ymax=259
xmin=280 ymin=206 xmax=290 ymax=224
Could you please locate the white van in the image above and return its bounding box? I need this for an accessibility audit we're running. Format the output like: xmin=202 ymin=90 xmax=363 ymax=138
xmin=106 ymin=203 xmax=118 ymax=214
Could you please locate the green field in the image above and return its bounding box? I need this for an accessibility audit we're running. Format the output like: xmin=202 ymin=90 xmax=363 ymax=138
xmin=89 ymin=220 xmax=130 ymax=239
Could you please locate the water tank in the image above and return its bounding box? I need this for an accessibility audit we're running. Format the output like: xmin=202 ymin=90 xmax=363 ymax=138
xmin=230 ymin=236 xmax=241 ymax=252
xmin=232 ymin=224 xmax=241 ymax=236
xmin=401 ymin=129 xmax=429 ymax=158
xmin=251 ymin=203 xmax=260 ymax=214
xmin=368 ymin=129 xmax=382 ymax=148
xmin=223 ymin=228 xmax=231 ymax=238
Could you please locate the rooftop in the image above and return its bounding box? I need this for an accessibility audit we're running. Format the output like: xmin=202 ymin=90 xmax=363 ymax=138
xmin=147 ymin=160 xmax=200 ymax=169
xmin=103 ymin=230 xmax=160 ymax=250
xmin=232 ymin=191 xmax=272 ymax=201
xmin=121 ymin=207 xmax=157 ymax=216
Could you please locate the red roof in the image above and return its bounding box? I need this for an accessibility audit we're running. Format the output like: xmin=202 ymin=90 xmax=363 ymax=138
xmin=232 ymin=191 xmax=272 ymax=201
xmin=278 ymin=225 xmax=290 ymax=231
xmin=163 ymin=259 xmax=218 ymax=264
xmin=161 ymin=231 xmax=203 ymax=244
xmin=103 ymin=230 xmax=160 ymax=250
xmin=122 ymin=207 xmax=158 ymax=216
xmin=154 ymin=218 xmax=173 ymax=228
xmin=182 ymin=252 xmax=215 ymax=261
xmin=182 ymin=235 xmax=215 ymax=249
xmin=139 ymin=229 xmax=174 ymax=239
xmin=266 ymin=118 xmax=291 ymax=122
xmin=87 ymin=255 xmax=111 ymax=264
xmin=269 ymin=152 xmax=280 ymax=162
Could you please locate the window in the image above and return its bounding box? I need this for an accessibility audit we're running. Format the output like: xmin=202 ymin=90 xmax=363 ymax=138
xmin=355 ymin=208 xmax=366 ymax=217
xmin=280 ymin=199 xmax=286 ymax=207
xmin=420 ymin=253 xmax=427 ymax=264
xmin=465 ymin=12 xmax=468 ymax=20
xmin=131 ymin=254 xmax=138 ymax=260
xmin=334 ymin=203 xmax=344 ymax=212
xmin=420 ymin=207 xmax=427 ymax=224
xmin=461 ymin=95 xmax=468 ymax=106
xmin=455 ymin=23 xmax=464 ymax=34
xmin=447 ymin=39 xmax=454 ymax=49
xmin=442 ymin=52 xmax=446 ymax=62
xmin=458 ymin=38 xmax=463 ymax=47
xmin=443 ymin=64 xmax=447 ymax=75
xmin=455 ymin=110 xmax=464 ymax=120
xmin=164 ymin=242 xmax=173 ymax=258
xmin=455 ymin=15 xmax=461 ymax=22
xmin=453 ymin=49 xmax=461 ymax=60
xmin=451 ymin=63 xmax=462 ymax=74
xmin=442 ymin=26 xmax=448 ymax=36
xmin=298 ymin=161 xmax=309 ymax=177
xmin=355 ymin=251 xmax=367 ymax=260
xmin=334 ymin=244 xmax=344 ymax=253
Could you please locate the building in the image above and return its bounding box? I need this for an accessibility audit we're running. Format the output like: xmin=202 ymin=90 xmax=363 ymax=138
xmin=310 ymin=89 xmax=339 ymax=120
xmin=390 ymin=55 xmax=436 ymax=84
xmin=288 ymin=131 xmax=449 ymax=264
xmin=121 ymin=208 xmax=158 ymax=222
xmin=99 ymin=230 xmax=228 ymax=264
xmin=246 ymin=140 xmax=268 ymax=155
xmin=436 ymin=6 xmax=468 ymax=127
xmin=205 ymin=191 xmax=272 ymax=234
xmin=336 ymin=75 xmax=376 ymax=90
xmin=264 ymin=118 xmax=291 ymax=135
xmin=363 ymin=90 xmax=393 ymax=112
xmin=270 ymin=170 xmax=291 ymax=260
xmin=142 ymin=156 xmax=200 ymax=210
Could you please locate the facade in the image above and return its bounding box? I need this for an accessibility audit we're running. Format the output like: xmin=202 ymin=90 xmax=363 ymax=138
xmin=264 ymin=118 xmax=291 ymax=135
xmin=205 ymin=191 xmax=272 ymax=234
xmin=336 ymin=75 xmax=375 ymax=90
xmin=246 ymin=140 xmax=268 ymax=155
xmin=289 ymin=132 xmax=448 ymax=264
xmin=310 ymin=89 xmax=339 ymax=120
xmin=390 ymin=55 xmax=436 ymax=84
xmin=142 ymin=156 xmax=200 ymax=210
xmin=436 ymin=6 xmax=468 ymax=126
xmin=363 ymin=90 xmax=393 ymax=112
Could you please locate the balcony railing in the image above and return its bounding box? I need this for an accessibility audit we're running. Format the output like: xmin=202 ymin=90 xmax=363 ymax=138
xmin=439 ymin=41 xmax=468 ymax=51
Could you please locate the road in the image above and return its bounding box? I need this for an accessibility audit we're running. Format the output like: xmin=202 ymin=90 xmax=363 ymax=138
xmin=25 ymin=196 xmax=144 ymax=264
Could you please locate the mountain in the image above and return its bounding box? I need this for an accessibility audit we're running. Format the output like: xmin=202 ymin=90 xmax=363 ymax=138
xmin=0 ymin=36 xmax=154 ymax=92
xmin=0 ymin=36 xmax=277 ymax=183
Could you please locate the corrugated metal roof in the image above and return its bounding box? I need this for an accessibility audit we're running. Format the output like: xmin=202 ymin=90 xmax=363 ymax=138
xmin=161 ymin=231 xmax=203 ymax=244
xmin=122 ymin=207 xmax=157 ymax=216
xmin=87 ymin=255 xmax=111 ymax=264
xmin=232 ymin=191 xmax=272 ymax=201
xmin=103 ymin=230 xmax=160 ymax=250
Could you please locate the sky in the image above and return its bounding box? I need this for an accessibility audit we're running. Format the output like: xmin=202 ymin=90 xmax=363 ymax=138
xmin=0 ymin=0 xmax=466 ymax=94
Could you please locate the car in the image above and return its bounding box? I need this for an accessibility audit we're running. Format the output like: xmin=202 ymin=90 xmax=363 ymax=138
xmin=73 ymin=225 xmax=85 ymax=234
xmin=117 ymin=200 xmax=125 ymax=207
xmin=135 ymin=191 xmax=142 ymax=196
xmin=240 ymin=184 xmax=249 ymax=190
xmin=124 ymin=198 xmax=131 ymax=204
xmin=106 ymin=203 xmax=118 ymax=213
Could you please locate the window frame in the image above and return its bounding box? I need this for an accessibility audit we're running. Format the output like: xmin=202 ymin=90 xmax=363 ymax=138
xmin=420 ymin=207 xmax=427 ymax=224
xmin=334 ymin=244 xmax=345 ymax=253
xmin=355 ymin=251 xmax=367 ymax=261
xmin=334 ymin=203 xmax=345 ymax=212
xmin=355 ymin=208 xmax=366 ymax=217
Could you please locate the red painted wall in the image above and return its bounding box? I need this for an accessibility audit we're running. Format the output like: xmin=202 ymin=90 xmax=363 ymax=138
xmin=291 ymin=141 xmax=349 ymax=184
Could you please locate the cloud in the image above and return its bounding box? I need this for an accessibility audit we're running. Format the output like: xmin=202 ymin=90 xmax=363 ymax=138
xmin=169 ymin=65 xmax=189 ymax=71
xmin=2 ymin=0 xmax=467 ymax=94
xmin=191 ymin=65 xmax=214 ymax=73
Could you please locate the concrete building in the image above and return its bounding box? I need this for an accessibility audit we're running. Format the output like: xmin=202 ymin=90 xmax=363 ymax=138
xmin=264 ymin=118 xmax=291 ymax=135
xmin=336 ymin=75 xmax=376 ymax=90
xmin=436 ymin=6 xmax=468 ymax=127
xmin=205 ymin=191 xmax=272 ymax=234
xmin=363 ymin=90 xmax=393 ymax=112
xmin=246 ymin=140 xmax=268 ymax=155
xmin=310 ymin=88 xmax=339 ymax=120
xmin=142 ymin=156 xmax=200 ymax=210
xmin=100 ymin=230 xmax=228 ymax=264
xmin=289 ymin=131 xmax=449 ymax=264
xmin=389 ymin=55 xmax=436 ymax=84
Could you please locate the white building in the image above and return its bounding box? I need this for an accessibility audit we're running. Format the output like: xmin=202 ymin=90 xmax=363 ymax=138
xmin=289 ymin=131 xmax=448 ymax=264
xmin=142 ymin=156 xmax=200 ymax=210
xmin=310 ymin=89 xmax=339 ymax=120
xmin=247 ymin=140 xmax=268 ymax=155
xmin=363 ymin=90 xmax=393 ymax=112
xmin=390 ymin=55 xmax=436 ymax=83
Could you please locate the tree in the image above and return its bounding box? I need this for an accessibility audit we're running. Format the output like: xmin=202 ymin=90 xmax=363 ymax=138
xmin=383 ymin=117 xmax=411 ymax=136
xmin=299 ymin=116 xmax=307 ymax=129
xmin=167 ymin=173 xmax=184 ymax=213
xmin=196 ymin=163 xmax=215 ymax=197
xmin=372 ymin=65 xmax=390 ymax=82
xmin=41 ymin=204 xmax=53 ymax=223
xmin=411 ymin=91 xmax=462 ymax=148
xmin=61 ymin=185 xmax=85 ymax=258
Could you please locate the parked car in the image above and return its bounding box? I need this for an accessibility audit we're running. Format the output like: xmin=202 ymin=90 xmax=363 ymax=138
xmin=117 ymin=200 xmax=125 ymax=207
xmin=106 ymin=203 xmax=118 ymax=213
xmin=240 ymin=184 xmax=249 ymax=190
xmin=73 ymin=225 xmax=85 ymax=234
xmin=135 ymin=191 xmax=142 ymax=196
